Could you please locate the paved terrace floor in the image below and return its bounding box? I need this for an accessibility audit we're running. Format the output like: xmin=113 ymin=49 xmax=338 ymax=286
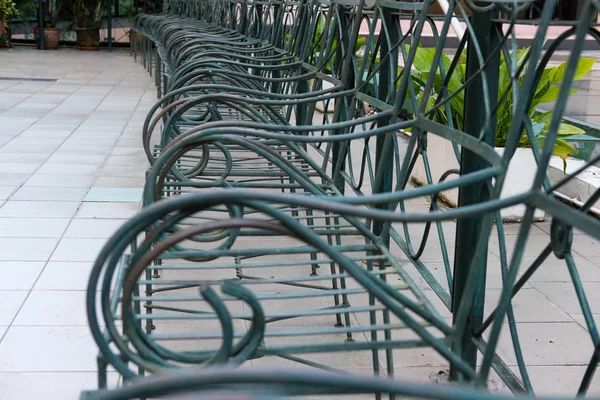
xmin=0 ymin=46 xmax=153 ymax=398
xmin=0 ymin=47 xmax=600 ymax=399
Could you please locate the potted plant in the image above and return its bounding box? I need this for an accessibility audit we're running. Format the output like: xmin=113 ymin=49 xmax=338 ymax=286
xmin=0 ymin=0 xmax=19 ymax=48
xmin=34 ymin=0 xmax=65 ymax=49
xmin=71 ymin=0 xmax=102 ymax=50
xmin=407 ymin=46 xmax=595 ymax=220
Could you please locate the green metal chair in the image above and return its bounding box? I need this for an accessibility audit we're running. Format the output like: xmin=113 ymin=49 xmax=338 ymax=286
xmin=138 ymin=0 xmax=360 ymax=166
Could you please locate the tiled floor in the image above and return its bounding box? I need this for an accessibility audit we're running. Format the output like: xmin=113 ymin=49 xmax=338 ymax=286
xmin=0 ymin=46 xmax=600 ymax=399
xmin=0 ymin=46 xmax=152 ymax=399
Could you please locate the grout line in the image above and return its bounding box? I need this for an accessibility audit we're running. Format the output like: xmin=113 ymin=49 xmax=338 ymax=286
xmin=0 ymin=50 xmax=154 ymax=348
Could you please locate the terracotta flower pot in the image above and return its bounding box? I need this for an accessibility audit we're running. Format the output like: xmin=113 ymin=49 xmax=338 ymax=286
xmin=34 ymin=27 xmax=61 ymax=49
xmin=130 ymin=30 xmax=143 ymax=54
xmin=75 ymin=27 xmax=100 ymax=50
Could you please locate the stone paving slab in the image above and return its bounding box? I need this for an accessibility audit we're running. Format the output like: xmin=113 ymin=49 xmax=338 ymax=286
xmin=0 ymin=46 xmax=151 ymax=399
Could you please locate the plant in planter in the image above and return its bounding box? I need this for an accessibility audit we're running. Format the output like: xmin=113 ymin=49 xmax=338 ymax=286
xmin=71 ymin=0 xmax=103 ymax=50
xmin=406 ymin=46 xmax=596 ymax=220
xmin=34 ymin=0 xmax=65 ymax=49
xmin=404 ymin=46 xmax=595 ymax=164
xmin=0 ymin=0 xmax=20 ymax=48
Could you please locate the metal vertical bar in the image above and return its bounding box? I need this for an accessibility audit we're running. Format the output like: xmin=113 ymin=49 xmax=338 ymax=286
xmin=294 ymin=0 xmax=311 ymax=126
xmin=269 ymin=1 xmax=283 ymax=94
xmin=37 ymin=0 xmax=44 ymax=50
xmin=372 ymin=7 xmax=397 ymax=246
xmin=96 ymin=355 xmax=107 ymax=388
xmin=330 ymin=4 xmax=351 ymax=193
xmin=450 ymin=6 xmax=500 ymax=380
xmin=149 ymin=45 xmax=153 ymax=76
xmin=371 ymin=8 xmax=397 ymax=395
xmin=107 ymin=0 xmax=113 ymax=51
xmin=133 ymin=30 xmax=137 ymax=62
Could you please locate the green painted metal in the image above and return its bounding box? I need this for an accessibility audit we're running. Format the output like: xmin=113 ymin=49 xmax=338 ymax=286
xmin=79 ymin=367 xmax=596 ymax=400
xmin=83 ymin=0 xmax=600 ymax=397
xmin=450 ymin=3 xmax=499 ymax=381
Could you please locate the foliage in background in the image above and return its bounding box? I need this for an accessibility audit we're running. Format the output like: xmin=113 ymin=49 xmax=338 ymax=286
xmin=1 ymin=0 xmax=160 ymax=44
xmin=11 ymin=0 xmax=36 ymax=26
xmin=0 ymin=0 xmax=20 ymax=45
xmin=38 ymin=0 xmax=67 ymax=27
xmin=134 ymin=0 xmax=162 ymax=14
xmin=292 ymin=24 xmax=593 ymax=165
xmin=309 ymin=15 xmax=365 ymax=73
xmin=286 ymin=14 xmax=365 ymax=72
xmin=405 ymin=46 xmax=595 ymax=161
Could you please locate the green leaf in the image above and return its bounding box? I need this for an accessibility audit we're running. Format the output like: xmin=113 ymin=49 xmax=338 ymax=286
xmin=564 ymin=133 xmax=600 ymax=142
xmin=531 ymin=121 xmax=545 ymax=136
xmin=535 ymin=86 xmax=576 ymax=104
xmin=552 ymin=58 xmax=594 ymax=84
xmin=535 ymin=68 xmax=552 ymax=97
xmin=354 ymin=37 xmax=366 ymax=52
xmin=535 ymin=137 xmax=578 ymax=167
xmin=534 ymin=113 xmax=585 ymax=138
xmin=497 ymin=48 xmax=528 ymax=92
xmin=556 ymin=122 xmax=585 ymax=136
xmin=417 ymin=71 xmax=464 ymax=116
xmin=533 ymin=110 xmax=553 ymax=124
xmin=574 ymin=58 xmax=595 ymax=81
xmin=445 ymin=77 xmax=465 ymax=118
xmin=438 ymin=50 xmax=462 ymax=82
xmin=497 ymin=61 xmax=511 ymax=97
xmin=458 ymin=62 xmax=466 ymax=80
xmin=407 ymin=73 xmax=426 ymax=89
xmin=553 ymin=62 xmax=567 ymax=85
xmin=516 ymin=47 xmax=531 ymax=71
xmin=411 ymin=47 xmax=436 ymax=74
xmin=554 ymin=138 xmax=579 ymax=158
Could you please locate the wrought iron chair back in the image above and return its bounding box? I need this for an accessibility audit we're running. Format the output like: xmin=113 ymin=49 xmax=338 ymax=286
xmin=139 ymin=0 xmax=369 ymax=164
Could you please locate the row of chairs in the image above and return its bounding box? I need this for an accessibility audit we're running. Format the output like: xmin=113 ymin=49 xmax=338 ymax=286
xmin=83 ymin=0 xmax=600 ymax=397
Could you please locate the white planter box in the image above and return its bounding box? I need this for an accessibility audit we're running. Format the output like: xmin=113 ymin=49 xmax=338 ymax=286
xmin=412 ymin=134 xmax=546 ymax=221
xmin=547 ymin=157 xmax=600 ymax=210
